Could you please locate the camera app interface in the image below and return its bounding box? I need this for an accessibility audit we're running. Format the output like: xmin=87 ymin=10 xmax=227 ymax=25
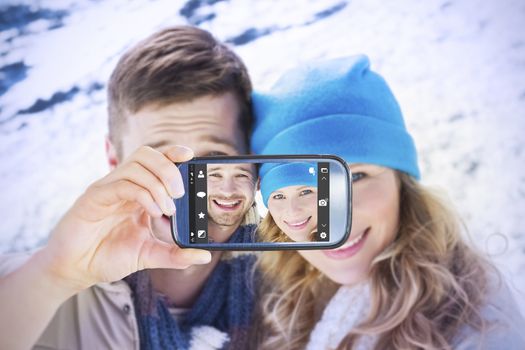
xmin=187 ymin=161 xmax=330 ymax=244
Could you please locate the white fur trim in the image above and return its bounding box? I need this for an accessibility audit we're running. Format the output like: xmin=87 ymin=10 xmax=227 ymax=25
xmin=306 ymin=282 xmax=377 ymax=350
xmin=189 ymin=326 xmax=230 ymax=350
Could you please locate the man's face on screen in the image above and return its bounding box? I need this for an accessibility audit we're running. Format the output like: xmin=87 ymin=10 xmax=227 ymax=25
xmin=206 ymin=163 xmax=256 ymax=232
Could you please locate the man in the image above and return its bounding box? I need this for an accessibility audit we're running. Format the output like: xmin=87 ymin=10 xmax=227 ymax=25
xmin=0 ymin=26 xmax=256 ymax=349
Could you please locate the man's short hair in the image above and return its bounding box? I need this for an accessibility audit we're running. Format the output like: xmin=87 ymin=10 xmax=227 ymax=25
xmin=107 ymin=25 xmax=252 ymax=156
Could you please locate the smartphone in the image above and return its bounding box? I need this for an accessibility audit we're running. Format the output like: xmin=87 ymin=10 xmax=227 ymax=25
xmin=170 ymin=155 xmax=352 ymax=250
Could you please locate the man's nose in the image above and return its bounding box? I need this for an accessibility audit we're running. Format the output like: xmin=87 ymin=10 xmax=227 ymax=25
xmin=219 ymin=176 xmax=237 ymax=196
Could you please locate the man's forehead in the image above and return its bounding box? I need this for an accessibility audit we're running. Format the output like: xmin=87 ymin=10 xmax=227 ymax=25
xmin=137 ymin=93 xmax=241 ymax=116
xmin=123 ymin=93 xmax=247 ymax=155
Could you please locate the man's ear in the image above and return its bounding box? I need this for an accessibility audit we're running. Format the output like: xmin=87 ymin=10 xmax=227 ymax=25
xmin=256 ymin=177 xmax=261 ymax=191
xmin=105 ymin=136 xmax=119 ymax=170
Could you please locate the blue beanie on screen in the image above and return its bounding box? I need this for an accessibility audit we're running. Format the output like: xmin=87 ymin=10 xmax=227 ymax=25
xmin=260 ymin=162 xmax=317 ymax=207
xmin=251 ymin=55 xmax=420 ymax=179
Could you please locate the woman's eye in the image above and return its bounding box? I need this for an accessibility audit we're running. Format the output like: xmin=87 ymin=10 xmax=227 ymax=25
xmin=352 ymin=172 xmax=366 ymax=182
xmin=272 ymin=193 xmax=284 ymax=200
xmin=300 ymin=189 xmax=313 ymax=196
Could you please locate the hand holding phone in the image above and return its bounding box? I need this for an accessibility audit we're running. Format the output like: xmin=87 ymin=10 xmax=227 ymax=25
xmin=34 ymin=146 xmax=212 ymax=294
xmin=171 ymin=155 xmax=352 ymax=250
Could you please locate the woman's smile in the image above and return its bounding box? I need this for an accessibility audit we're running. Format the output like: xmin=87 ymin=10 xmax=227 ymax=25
xmin=322 ymin=228 xmax=370 ymax=260
xmin=284 ymin=216 xmax=312 ymax=230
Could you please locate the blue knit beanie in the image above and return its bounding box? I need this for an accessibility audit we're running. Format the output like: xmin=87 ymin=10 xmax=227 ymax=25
xmin=251 ymin=55 xmax=420 ymax=179
xmin=260 ymin=162 xmax=317 ymax=207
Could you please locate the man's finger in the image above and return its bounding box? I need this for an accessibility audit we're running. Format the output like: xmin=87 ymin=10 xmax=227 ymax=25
xmin=132 ymin=146 xmax=189 ymax=199
xmin=117 ymin=161 xmax=176 ymax=216
xmin=163 ymin=145 xmax=194 ymax=164
xmin=84 ymin=180 xmax=163 ymax=219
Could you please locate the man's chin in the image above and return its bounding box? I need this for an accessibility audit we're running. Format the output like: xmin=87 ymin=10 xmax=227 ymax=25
xmin=208 ymin=213 xmax=243 ymax=228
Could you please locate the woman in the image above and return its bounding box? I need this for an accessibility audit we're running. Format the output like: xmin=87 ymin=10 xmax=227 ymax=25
xmin=250 ymin=55 xmax=525 ymax=349
xmin=260 ymin=162 xmax=318 ymax=242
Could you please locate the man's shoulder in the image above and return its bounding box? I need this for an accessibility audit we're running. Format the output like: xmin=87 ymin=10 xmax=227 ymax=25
xmin=35 ymin=280 xmax=136 ymax=349
xmin=1 ymin=251 xmax=137 ymax=349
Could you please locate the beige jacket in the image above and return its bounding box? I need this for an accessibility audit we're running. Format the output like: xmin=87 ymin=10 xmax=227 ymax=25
xmin=0 ymin=252 xmax=139 ymax=350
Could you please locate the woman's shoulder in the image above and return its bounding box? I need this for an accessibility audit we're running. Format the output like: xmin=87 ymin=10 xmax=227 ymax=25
xmin=454 ymin=272 xmax=525 ymax=349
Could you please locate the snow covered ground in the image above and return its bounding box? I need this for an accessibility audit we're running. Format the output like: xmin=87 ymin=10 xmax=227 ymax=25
xmin=1 ymin=0 xmax=524 ymax=314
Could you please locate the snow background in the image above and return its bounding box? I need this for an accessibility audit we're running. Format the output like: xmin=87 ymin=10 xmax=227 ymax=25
xmin=1 ymin=0 xmax=524 ymax=314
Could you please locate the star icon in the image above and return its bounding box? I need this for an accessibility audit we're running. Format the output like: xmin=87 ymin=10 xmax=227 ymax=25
xmin=198 ymin=212 xmax=205 ymax=219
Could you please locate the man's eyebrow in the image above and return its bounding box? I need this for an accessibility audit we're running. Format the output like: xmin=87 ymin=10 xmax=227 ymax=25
xmin=199 ymin=135 xmax=238 ymax=150
xmin=236 ymin=166 xmax=255 ymax=175
xmin=146 ymin=140 xmax=170 ymax=150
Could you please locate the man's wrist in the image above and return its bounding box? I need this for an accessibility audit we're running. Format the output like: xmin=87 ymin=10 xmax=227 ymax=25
xmin=28 ymin=249 xmax=87 ymax=302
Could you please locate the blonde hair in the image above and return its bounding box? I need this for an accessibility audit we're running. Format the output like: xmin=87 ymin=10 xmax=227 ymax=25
xmin=255 ymin=172 xmax=495 ymax=349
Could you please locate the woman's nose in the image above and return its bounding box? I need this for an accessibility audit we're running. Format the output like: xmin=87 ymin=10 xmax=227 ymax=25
xmin=285 ymin=197 xmax=304 ymax=216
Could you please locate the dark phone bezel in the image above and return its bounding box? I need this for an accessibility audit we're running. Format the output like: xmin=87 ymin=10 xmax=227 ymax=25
xmin=170 ymin=154 xmax=352 ymax=251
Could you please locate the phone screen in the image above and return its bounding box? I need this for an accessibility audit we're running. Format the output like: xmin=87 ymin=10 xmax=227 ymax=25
xmin=172 ymin=156 xmax=351 ymax=250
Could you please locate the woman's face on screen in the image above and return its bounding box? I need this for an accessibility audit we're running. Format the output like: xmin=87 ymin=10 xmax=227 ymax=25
xmin=267 ymin=185 xmax=318 ymax=242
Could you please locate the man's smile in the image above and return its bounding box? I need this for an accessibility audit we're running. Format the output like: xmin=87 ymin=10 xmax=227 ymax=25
xmin=212 ymin=198 xmax=243 ymax=211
